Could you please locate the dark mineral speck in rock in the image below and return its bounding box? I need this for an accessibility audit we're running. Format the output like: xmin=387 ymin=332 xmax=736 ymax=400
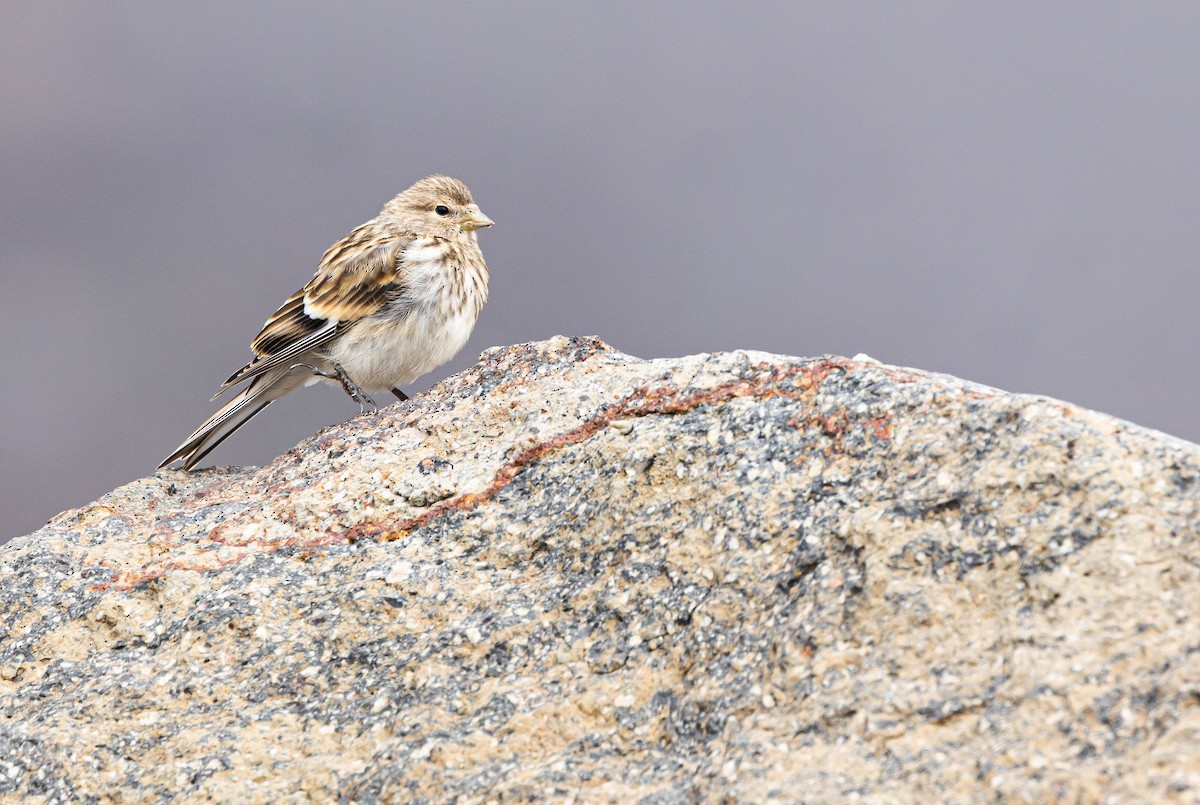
xmin=416 ymin=457 xmax=453 ymax=475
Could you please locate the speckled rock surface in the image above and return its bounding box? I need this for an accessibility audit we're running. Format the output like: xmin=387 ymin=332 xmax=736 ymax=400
xmin=2 ymin=336 xmax=1198 ymax=803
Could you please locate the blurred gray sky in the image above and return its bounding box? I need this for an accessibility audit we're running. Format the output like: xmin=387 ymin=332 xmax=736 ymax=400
xmin=4 ymin=3 xmax=1199 ymax=541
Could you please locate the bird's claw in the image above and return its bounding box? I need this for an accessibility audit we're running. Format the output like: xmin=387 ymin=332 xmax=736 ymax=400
xmin=289 ymin=362 xmax=377 ymax=414
xmin=330 ymin=362 xmax=377 ymax=414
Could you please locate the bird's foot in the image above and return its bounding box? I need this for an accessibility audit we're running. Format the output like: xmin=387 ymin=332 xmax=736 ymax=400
xmin=330 ymin=362 xmax=377 ymax=414
xmin=391 ymin=387 xmax=409 ymax=402
xmin=289 ymin=362 xmax=377 ymax=414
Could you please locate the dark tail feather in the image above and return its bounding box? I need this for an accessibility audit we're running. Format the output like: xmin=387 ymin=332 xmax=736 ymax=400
xmin=158 ymin=383 xmax=274 ymax=471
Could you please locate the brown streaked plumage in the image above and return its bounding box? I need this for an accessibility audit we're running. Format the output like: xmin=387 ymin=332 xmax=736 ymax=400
xmin=159 ymin=175 xmax=493 ymax=471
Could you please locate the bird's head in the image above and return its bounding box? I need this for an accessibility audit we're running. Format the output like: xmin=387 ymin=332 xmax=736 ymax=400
xmin=384 ymin=175 xmax=494 ymax=239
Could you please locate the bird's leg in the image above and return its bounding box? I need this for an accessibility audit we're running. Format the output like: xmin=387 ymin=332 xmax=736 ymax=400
xmin=330 ymin=362 xmax=378 ymax=414
xmin=391 ymin=388 xmax=409 ymax=402
xmin=289 ymin=362 xmax=377 ymax=414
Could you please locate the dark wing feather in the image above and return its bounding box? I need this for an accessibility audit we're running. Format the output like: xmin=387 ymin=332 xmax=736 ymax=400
xmin=251 ymin=290 xmax=316 ymax=356
xmin=214 ymin=224 xmax=411 ymax=393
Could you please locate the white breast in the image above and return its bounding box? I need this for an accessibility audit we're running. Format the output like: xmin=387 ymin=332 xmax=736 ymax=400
xmin=324 ymin=237 xmax=487 ymax=392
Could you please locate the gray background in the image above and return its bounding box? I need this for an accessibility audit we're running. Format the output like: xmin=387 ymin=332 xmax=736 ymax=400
xmin=3 ymin=3 xmax=1199 ymax=542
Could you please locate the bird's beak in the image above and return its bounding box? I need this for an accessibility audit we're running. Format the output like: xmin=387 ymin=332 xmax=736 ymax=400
xmin=461 ymin=207 xmax=495 ymax=231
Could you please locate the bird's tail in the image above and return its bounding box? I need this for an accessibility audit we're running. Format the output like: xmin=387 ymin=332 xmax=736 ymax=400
xmin=158 ymin=369 xmax=304 ymax=471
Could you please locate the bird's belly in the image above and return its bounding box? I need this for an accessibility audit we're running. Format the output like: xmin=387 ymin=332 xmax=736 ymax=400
xmin=325 ymin=308 xmax=478 ymax=393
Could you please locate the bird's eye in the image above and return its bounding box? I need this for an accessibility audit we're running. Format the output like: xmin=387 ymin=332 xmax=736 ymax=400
xmin=435 ymin=205 xmax=450 ymax=216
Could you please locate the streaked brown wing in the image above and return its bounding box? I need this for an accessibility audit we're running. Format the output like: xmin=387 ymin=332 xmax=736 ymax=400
xmin=250 ymin=289 xmax=321 ymax=356
xmin=216 ymin=224 xmax=410 ymax=392
xmin=218 ymin=290 xmax=337 ymax=390
xmin=303 ymin=224 xmax=411 ymax=322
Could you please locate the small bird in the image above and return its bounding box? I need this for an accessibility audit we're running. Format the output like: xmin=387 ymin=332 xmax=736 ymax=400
xmin=159 ymin=175 xmax=493 ymax=471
